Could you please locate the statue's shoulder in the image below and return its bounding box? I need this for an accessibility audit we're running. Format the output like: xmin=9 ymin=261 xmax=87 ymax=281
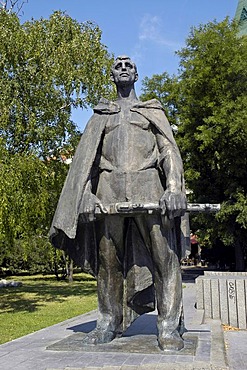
xmin=131 ymin=99 xmax=173 ymax=137
xmin=132 ymin=98 xmax=163 ymax=111
xmin=93 ymin=98 xmax=120 ymax=114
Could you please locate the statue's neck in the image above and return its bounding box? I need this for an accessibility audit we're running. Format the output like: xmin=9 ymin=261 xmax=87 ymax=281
xmin=116 ymin=85 xmax=138 ymax=101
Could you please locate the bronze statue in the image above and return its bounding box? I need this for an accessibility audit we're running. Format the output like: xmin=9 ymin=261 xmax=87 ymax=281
xmin=50 ymin=56 xmax=187 ymax=351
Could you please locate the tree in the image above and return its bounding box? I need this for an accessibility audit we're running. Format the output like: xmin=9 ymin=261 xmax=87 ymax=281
xmin=0 ymin=10 xmax=114 ymax=159
xmin=140 ymin=72 xmax=179 ymax=128
xmin=0 ymin=147 xmax=57 ymax=273
xmin=141 ymin=19 xmax=247 ymax=270
xmin=0 ymin=10 xmax=114 ymax=275
xmin=177 ymin=19 xmax=247 ymax=270
xmin=0 ymin=0 xmax=28 ymax=15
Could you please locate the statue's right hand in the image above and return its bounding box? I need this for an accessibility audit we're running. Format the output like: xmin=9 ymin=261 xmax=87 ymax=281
xmin=94 ymin=202 xmax=108 ymax=215
xmin=83 ymin=196 xmax=98 ymax=214
xmin=84 ymin=197 xmax=107 ymax=214
xmin=80 ymin=194 xmax=107 ymax=222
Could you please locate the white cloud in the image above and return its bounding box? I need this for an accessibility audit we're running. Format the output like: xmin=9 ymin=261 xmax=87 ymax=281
xmin=138 ymin=14 xmax=182 ymax=49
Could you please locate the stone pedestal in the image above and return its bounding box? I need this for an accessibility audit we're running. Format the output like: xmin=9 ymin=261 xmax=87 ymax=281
xmin=196 ymin=272 xmax=247 ymax=329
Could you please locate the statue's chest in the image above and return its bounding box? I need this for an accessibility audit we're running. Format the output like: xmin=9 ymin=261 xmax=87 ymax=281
xmin=102 ymin=112 xmax=157 ymax=167
xmin=104 ymin=111 xmax=151 ymax=139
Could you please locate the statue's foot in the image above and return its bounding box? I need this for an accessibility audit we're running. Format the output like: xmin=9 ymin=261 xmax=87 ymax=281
xmin=158 ymin=331 xmax=184 ymax=351
xmin=82 ymin=328 xmax=116 ymax=345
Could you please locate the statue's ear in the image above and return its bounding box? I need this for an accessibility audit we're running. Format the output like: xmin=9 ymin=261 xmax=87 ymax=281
xmin=135 ymin=73 xmax=139 ymax=82
xmin=110 ymin=72 xmax=115 ymax=82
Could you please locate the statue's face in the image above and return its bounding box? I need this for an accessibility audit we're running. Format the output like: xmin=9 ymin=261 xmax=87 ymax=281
xmin=111 ymin=59 xmax=138 ymax=87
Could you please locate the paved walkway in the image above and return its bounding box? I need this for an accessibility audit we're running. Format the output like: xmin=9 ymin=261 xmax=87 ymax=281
xmin=0 ymin=270 xmax=246 ymax=370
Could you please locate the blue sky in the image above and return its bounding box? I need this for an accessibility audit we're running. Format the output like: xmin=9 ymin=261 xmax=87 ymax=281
xmin=20 ymin=0 xmax=238 ymax=130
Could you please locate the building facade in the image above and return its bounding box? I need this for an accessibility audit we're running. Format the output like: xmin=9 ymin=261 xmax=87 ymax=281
xmin=235 ymin=0 xmax=247 ymax=36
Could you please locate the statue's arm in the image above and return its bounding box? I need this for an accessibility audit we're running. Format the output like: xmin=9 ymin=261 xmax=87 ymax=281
xmin=156 ymin=131 xmax=187 ymax=218
xmin=79 ymin=129 xmax=107 ymax=221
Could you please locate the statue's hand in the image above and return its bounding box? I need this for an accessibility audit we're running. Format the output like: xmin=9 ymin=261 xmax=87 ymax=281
xmin=81 ymin=193 xmax=107 ymax=222
xmin=159 ymin=190 xmax=187 ymax=219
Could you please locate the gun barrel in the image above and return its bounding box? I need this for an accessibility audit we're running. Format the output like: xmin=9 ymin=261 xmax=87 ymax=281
xmin=94 ymin=202 xmax=220 ymax=215
xmin=187 ymin=203 xmax=220 ymax=213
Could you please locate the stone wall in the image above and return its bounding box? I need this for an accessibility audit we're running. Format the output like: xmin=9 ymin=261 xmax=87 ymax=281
xmin=196 ymin=273 xmax=247 ymax=329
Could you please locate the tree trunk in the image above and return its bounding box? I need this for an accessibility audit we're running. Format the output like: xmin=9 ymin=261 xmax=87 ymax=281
xmin=234 ymin=241 xmax=245 ymax=271
xmin=68 ymin=258 xmax=74 ymax=282
xmin=62 ymin=251 xmax=74 ymax=282
xmin=53 ymin=248 xmax=60 ymax=281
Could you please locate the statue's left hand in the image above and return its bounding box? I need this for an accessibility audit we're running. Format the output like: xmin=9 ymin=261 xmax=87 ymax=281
xmin=159 ymin=190 xmax=187 ymax=218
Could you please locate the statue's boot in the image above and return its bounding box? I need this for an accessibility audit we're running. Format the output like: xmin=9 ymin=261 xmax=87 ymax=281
xmin=158 ymin=329 xmax=184 ymax=351
xmin=82 ymin=328 xmax=117 ymax=345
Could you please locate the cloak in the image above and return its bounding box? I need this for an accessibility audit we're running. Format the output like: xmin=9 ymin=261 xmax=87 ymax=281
xmin=49 ymin=98 xmax=185 ymax=329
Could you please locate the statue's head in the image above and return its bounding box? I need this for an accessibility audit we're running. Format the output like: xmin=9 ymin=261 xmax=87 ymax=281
xmin=111 ymin=55 xmax=138 ymax=87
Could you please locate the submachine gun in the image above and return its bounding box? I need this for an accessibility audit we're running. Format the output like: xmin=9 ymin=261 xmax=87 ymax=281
xmin=94 ymin=202 xmax=220 ymax=216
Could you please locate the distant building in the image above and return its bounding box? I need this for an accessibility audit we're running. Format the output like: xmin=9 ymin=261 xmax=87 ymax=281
xmin=235 ymin=0 xmax=247 ymax=36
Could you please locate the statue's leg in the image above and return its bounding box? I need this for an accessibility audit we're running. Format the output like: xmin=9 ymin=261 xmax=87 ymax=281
xmin=82 ymin=215 xmax=124 ymax=345
xmin=139 ymin=215 xmax=184 ymax=351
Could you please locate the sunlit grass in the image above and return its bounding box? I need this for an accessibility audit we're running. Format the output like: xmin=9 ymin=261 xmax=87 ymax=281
xmin=0 ymin=273 xmax=97 ymax=344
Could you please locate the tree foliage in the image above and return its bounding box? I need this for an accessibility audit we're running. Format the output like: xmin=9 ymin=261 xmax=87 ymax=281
xmin=141 ymin=19 xmax=247 ymax=269
xmin=177 ymin=19 xmax=247 ymax=268
xmin=0 ymin=10 xmax=114 ymax=158
xmin=140 ymin=72 xmax=179 ymax=127
xmin=0 ymin=140 xmax=68 ymax=273
xmin=0 ymin=10 xmax=114 ymax=274
xmin=0 ymin=0 xmax=28 ymax=15
xmin=177 ymin=19 xmax=247 ymax=200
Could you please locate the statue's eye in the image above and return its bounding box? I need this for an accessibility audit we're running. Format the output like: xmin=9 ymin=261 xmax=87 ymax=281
xmin=115 ymin=63 xmax=122 ymax=70
xmin=126 ymin=63 xmax=133 ymax=68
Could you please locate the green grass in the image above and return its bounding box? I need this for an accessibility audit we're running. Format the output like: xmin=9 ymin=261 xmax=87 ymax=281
xmin=0 ymin=273 xmax=97 ymax=344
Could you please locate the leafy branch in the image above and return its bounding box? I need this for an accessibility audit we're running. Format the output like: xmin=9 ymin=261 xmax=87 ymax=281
xmin=0 ymin=0 xmax=28 ymax=15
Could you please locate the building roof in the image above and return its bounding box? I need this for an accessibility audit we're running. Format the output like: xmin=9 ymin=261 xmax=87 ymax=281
xmin=235 ymin=0 xmax=247 ymax=36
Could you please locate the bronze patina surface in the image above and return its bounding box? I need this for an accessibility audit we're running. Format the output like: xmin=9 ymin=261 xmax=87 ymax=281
xmin=50 ymin=56 xmax=187 ymax=351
